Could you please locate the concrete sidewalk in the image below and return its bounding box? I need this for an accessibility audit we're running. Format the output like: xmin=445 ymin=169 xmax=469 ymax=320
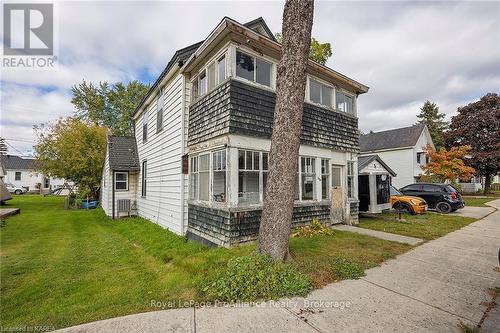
xmin=56 ymin=200 xmax=500 ymax=333
xmin=332 ymin=224 xmax=424 ymax=245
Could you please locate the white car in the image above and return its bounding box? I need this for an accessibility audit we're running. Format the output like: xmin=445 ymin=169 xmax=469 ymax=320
xmin=5 ymin=183 xmax=27 ymax=195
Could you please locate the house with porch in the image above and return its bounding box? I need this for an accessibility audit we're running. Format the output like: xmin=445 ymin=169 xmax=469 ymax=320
xmin=359 ymin=124 xmax=435 ymax=189
xmin=100 ymin=17 xmax=369 ymax=246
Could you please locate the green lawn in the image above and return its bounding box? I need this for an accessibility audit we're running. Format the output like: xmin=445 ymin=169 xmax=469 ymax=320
xmin=358 ymin=212 xmax=477 ymax=240
xmin=462 ymin=197 xmax=496 ymax=207
xmin=1 ymin=196 xmax=411 ymax=330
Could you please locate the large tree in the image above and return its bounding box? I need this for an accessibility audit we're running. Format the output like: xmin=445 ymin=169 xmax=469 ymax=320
xmin=445 ymin=93 xmax=500 ymax=194
xmin=274 ymin=34 xmax=331 ymax=65
xmin=0 ymin=138 xmax=7 ymax=155
xmin=71 ymin=80 xmax=149 ymax=136
xmin=34 ymin=118 xmax=107 ymax=199
xmin=416 ymin=101 xmax=448 ymax=150
xmin=259 ymin=0 xmax=314 ymax=261
xmin=420 ymin=145 xmax=475 ymax=184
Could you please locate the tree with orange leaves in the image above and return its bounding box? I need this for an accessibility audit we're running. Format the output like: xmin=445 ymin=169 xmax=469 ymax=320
xmin=421 ymin=144 xmax=475 ymax=184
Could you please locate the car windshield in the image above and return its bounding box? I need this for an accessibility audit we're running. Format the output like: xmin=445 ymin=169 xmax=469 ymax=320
xmin=390 ymin=186 xmax=402 ymax=196
xmin=445 ymin=185 xmax=457 ymax=192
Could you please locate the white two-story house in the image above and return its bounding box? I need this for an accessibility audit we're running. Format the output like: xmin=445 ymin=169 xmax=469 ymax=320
xmin=100 ymin=17 xmax=369 ymax=246
xmin=359 ymin=124 xmax=435 ymax=189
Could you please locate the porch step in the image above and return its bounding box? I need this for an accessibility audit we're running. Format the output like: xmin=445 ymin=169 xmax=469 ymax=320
xmin=0 ymin=208 xmax=20 ymax=219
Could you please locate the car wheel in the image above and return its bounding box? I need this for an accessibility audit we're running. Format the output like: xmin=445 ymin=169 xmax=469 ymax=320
xmin=14 ymin=189 xmax=22 ymax=195
xmin=436 ymin=202 xmax=452 ymax=214
xmin=393 ymin=203 xmax=414 ymax=215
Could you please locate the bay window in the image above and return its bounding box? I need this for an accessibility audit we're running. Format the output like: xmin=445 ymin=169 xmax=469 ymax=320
xmin=300 ymin=157 xmax=315 ymax=200
xmin=336 ymin=91 xmax=354 ymax=114
xmin=262 ymin=152 xmax=269 ymax=198
xmin=212 ymin=150 xmax=226 ymax=202
xmin=309 ymin=78 xmax=332 ymax=108
xmin=238 ymin=150 xmax=260 ymax=204
xmin=321 ymin=159 xmax=330 ymax=200
xmin=192 ymin=53 xmax=226 ymax=100
xmin=217 ymin=56 xmax=226 ymax=85
xmin=199 ymin=154 xmax=210 ymax=201
xmin=236 ymin=50 xmax=272 ymax=87
xmin=189 ymin=156 xmax=198 ymax=200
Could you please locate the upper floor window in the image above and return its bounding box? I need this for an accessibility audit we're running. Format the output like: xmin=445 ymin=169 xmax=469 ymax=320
xmin=336 ymin=91 xmax=354 ymax=114
xmin=193 ymin=54 xmax=226 ymax=100
xmin=309 ymin=79 xmax=332 ymax=108
xmin=236 ymin=51 xmax=272 ymax=87
xmin=142 ymin=111 xmax=148 ymax=143
xmin=156 ymin=88 xmax=164 ymax=133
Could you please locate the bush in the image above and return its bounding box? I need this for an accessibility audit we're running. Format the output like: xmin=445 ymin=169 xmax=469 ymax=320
xmin=202 ymin=255 xmax=311 ymax=302
xmin=331 ymin=256 xmax=365 ymax=280
xmin=292 ymin=218 xmax=334 ymax=238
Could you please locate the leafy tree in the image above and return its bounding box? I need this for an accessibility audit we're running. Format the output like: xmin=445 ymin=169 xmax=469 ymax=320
xmin=420 ymin=145 xmax=475 ymax=185
xmin=34 ymin=118 xmax=107 ymax=199
xmin=416 ymin=101 xmax=448 ymax=150
xmin=0 ymin=138 xmax=7 ymax=155
xmin=274 ymin=33 xmax=331 ymax=65
xmin=71 ymin=80 xmax=149 ymax=136
xmin=259 ymin=0 xmax=314 ymax=261
xmin=445 ymin=93 xmax=500 ymax=194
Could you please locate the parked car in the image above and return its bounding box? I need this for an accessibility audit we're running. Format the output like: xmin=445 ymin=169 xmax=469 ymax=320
xmin=399 ymin=183 xmax=464 ymax=213
xmin=5 ymin=183 xmax=27 ymax=195
xmin=389 ymin=186 xmax=427 ymax=215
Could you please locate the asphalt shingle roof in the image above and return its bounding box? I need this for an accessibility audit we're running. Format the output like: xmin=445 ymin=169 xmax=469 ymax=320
xmin=0 ymin=155 xmax=37 ymax=170
xmin=358 ymin=155 xmax=397 ymax=176
xmin=360 ymin=124 xmax=425 ymax=152
xmin=108 ymin=136 xmax=140 ymax=171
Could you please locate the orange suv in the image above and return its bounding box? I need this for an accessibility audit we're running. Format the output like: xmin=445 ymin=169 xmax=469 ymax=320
xmin=390 ymin=186 xmax=427 ymax=215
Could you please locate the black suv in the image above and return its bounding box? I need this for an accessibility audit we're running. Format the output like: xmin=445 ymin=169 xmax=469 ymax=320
xmin=399 ymin=183 xmax=465 ymax=213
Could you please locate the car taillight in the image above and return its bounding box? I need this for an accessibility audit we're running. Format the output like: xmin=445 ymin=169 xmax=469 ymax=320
xmin=451 ymin=192 xmax=458 ymax=200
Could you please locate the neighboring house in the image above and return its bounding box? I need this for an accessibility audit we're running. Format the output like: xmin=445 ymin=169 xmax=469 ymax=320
xmin=101 ymin=17 xmax=369 ymax=246
xmin=360 ymin=124 xmax=435 ymax=189
xmin=0 ymin=154 xmax=69 ymax=193
xmin=358 ymin=155 xmax=396 ymax=214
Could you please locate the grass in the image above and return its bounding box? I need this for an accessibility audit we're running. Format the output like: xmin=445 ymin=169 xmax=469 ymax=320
xmin=358 ymin=212 xmax=477 ymax=241
xmin=1 ymin=196 xmax=411 ymax=330
xmin=462 ymin=197 xmax=496 ymax=207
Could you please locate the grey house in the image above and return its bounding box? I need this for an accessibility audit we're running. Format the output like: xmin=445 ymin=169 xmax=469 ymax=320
xmin=101 ymin=17 xmax=369 ymax=246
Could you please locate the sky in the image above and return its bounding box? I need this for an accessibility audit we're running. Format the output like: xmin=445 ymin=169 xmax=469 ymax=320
xmin=1 ymin=0 xmax=499 ymax=155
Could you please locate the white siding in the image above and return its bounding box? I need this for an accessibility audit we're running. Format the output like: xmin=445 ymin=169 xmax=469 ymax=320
xmin=364 ymin=148 xmax=414 ymax=189
xmin=101 ymin=149 xmax=112 ymax=216
xmin=135 ymin=73 xmax=185 ymax=234
xmin=359 ymin=160 xmax=389 ymax=175
xmin=115 ymin=172 xmax=138 ymax=218
xmin=413 ymin=130 xmax=432 ymax=178
xmin=4 ymin=169 xmax=43 ymax=191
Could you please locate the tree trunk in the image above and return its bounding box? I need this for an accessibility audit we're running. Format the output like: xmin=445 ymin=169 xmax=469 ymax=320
xmin=258 ymin=0 xmax=314 ymax=261
xmin=484 ymin=171 xmax=492 ymax=195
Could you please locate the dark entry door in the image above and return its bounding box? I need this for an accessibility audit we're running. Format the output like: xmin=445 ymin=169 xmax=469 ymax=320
xmin=358 ymin=175 xmax=369 ymax=211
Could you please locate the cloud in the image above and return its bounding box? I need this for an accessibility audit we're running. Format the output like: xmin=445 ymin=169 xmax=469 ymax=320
xmin=1 ymin=0 xmax=499 ymax=154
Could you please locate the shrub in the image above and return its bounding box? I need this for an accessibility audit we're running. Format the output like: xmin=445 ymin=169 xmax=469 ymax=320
xmin=202 ymin=255 xmax=311 ymax=302
xmin=331 ymin=256 xmax=365 ymax=280
xmin=292 ymin=218 xmax=334 ymax=238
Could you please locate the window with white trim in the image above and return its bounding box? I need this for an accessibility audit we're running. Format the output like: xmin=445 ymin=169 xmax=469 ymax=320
xmin=347 ymin=161 xmax=355 ymax=199
xmin=141 ymin=161 xmax=147 ymax=196
xmin=156 ymin=88 xmax=164 ymax=133
xmin=262 ymin=152 xmax=269 ymax=198
xmin=236 ymin=50 xmax=272 ymax=87
xmin=189 ymin=156 xmax=198 ymax=200
xmin=300 ymin=157 xmax=316 ymax=200
xmin=142 ymin=112 xmax=148 ymax=143
xmin=238 ymin=150 xmax=260 ymax=204
xmin=15 ymin=171 xmax=21 ymax=181
xmin=212 ymin=150 xmax=226 ymax=202
xmin=321 ymin=159 xmax=330 ymax=200
xmin=309 ymin=78 xmax=332 ymax=108
xmin=336 ymin=91 xmax=354 ymax=114
xmin=115 ymin=172 xmax=128 ymax=191
xmin=192 ymin=54 xmax=227 ymax=100
xmin=198 ymin=154 xmax=210 ymax=201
